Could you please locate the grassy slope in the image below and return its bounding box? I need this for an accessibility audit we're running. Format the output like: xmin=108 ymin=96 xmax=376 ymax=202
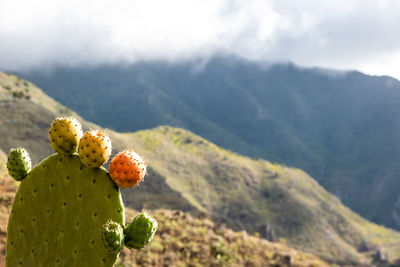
xmin=0 ymin=71 xmax=400 ymax=265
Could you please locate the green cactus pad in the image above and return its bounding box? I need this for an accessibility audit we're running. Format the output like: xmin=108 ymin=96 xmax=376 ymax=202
xmin=102 ymin=221 xmax=124 ymax=253
xmin=124 ymin=211 xmax=157 ymax=249
xmin=6 ymin=148 xmax=31 ymax=181
xmin=6 ymin=153 xmax=124 ymax=267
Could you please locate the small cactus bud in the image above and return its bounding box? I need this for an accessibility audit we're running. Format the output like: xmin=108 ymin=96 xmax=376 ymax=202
xmin=6 ymin=148 xmax=31 ymax=181
xmin=124 ymin=211 xmax=157 ymax=249
xmin=102 ymin=221 xmax=124 ymax=253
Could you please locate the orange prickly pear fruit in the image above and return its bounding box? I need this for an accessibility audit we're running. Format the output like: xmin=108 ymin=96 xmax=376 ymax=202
xmin=109 ymin=150 xmax=146 ymax=188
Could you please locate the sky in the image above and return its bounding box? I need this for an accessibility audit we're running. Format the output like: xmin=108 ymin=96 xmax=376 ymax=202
xmin=1 ymin=0 xmax=400 ymax=79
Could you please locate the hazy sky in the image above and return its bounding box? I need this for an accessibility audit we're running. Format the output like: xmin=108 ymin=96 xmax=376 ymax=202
xmin=1 ymin=0 xmax=400 ymax=79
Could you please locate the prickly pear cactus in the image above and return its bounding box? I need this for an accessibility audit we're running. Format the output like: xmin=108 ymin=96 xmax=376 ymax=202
xmin=6 ymin=117 xmax=157 ymax=267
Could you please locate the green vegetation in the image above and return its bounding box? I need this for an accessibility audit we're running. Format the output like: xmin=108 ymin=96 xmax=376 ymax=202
xmin=1 ymin=71 xmax=400 ymax=265
xmin=0 ymin=74 xmax=31 ymax=100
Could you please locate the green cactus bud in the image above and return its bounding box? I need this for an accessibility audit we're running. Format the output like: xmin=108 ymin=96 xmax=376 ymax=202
xmin=102 ymin=221 xmax=124 ymax=253
xmin=124 ymin=211 xmax=157 ymax=249
xmin=6 ymin=148 xmax=31 ymax=181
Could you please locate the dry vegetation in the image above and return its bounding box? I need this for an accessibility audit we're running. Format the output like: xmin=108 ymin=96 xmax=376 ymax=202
xmin=118 ymin=209 xmax=328 ymax=267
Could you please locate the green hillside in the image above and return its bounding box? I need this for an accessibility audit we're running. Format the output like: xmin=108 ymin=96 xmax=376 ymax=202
xmin=1 ymin=71 xmax=400 ymax=265
xmin=19 ymin=58 xmax=400 ymax=231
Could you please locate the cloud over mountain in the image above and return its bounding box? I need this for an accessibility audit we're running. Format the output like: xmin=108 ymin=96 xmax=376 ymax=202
xmin=1 ymin=0 xmax=400 ymax=78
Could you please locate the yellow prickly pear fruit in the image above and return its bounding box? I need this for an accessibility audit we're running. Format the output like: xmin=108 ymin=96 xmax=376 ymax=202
xmin=78 ymin=130 xmax=112 ymax=168
xmin=48 ymin=117 xmax=83 ymax=155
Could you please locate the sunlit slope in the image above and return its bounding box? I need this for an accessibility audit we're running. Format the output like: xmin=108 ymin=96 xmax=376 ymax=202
xmin=1 ymin=71 xmax=400 ymax=264
xmin=114 ymin=126 xmax=400 ymax=264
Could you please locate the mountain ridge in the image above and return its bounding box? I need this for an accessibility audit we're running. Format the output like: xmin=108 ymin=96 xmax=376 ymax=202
xmin=17 ymin=57 xmax=400 ymax=231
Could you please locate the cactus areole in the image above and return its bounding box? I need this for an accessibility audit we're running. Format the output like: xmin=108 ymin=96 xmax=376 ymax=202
xmin=6 ymin=117 xmax=157 ymax=267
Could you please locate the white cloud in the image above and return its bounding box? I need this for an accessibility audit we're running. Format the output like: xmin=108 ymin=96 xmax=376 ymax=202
xmin=1 ymin=0 xmax=400 ymax=79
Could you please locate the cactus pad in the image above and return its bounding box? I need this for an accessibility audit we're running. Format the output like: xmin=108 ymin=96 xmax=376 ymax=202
xmin=6 ymin=148 xmax=31 ymax=181
xmin=6 ymin=154 xmax=124 ymax=266
xmin=124 ymin=211 xmax=157 ymax=249
xmin=79 ymin=130 xmax=112 ymax=168
xmin=49 ymin=117 xmax=83 ymax=155
xmin=109 ymin=150 xmax=146 ymax=188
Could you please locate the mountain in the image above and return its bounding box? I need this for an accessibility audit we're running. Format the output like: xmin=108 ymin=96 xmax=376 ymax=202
xmin=18 ymin=57 xmax=400 ymax=232
xmin=0 ymin=73 xmax=329 ymax=266
xmin=2 ymin=71 xmax=400 ymax=265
